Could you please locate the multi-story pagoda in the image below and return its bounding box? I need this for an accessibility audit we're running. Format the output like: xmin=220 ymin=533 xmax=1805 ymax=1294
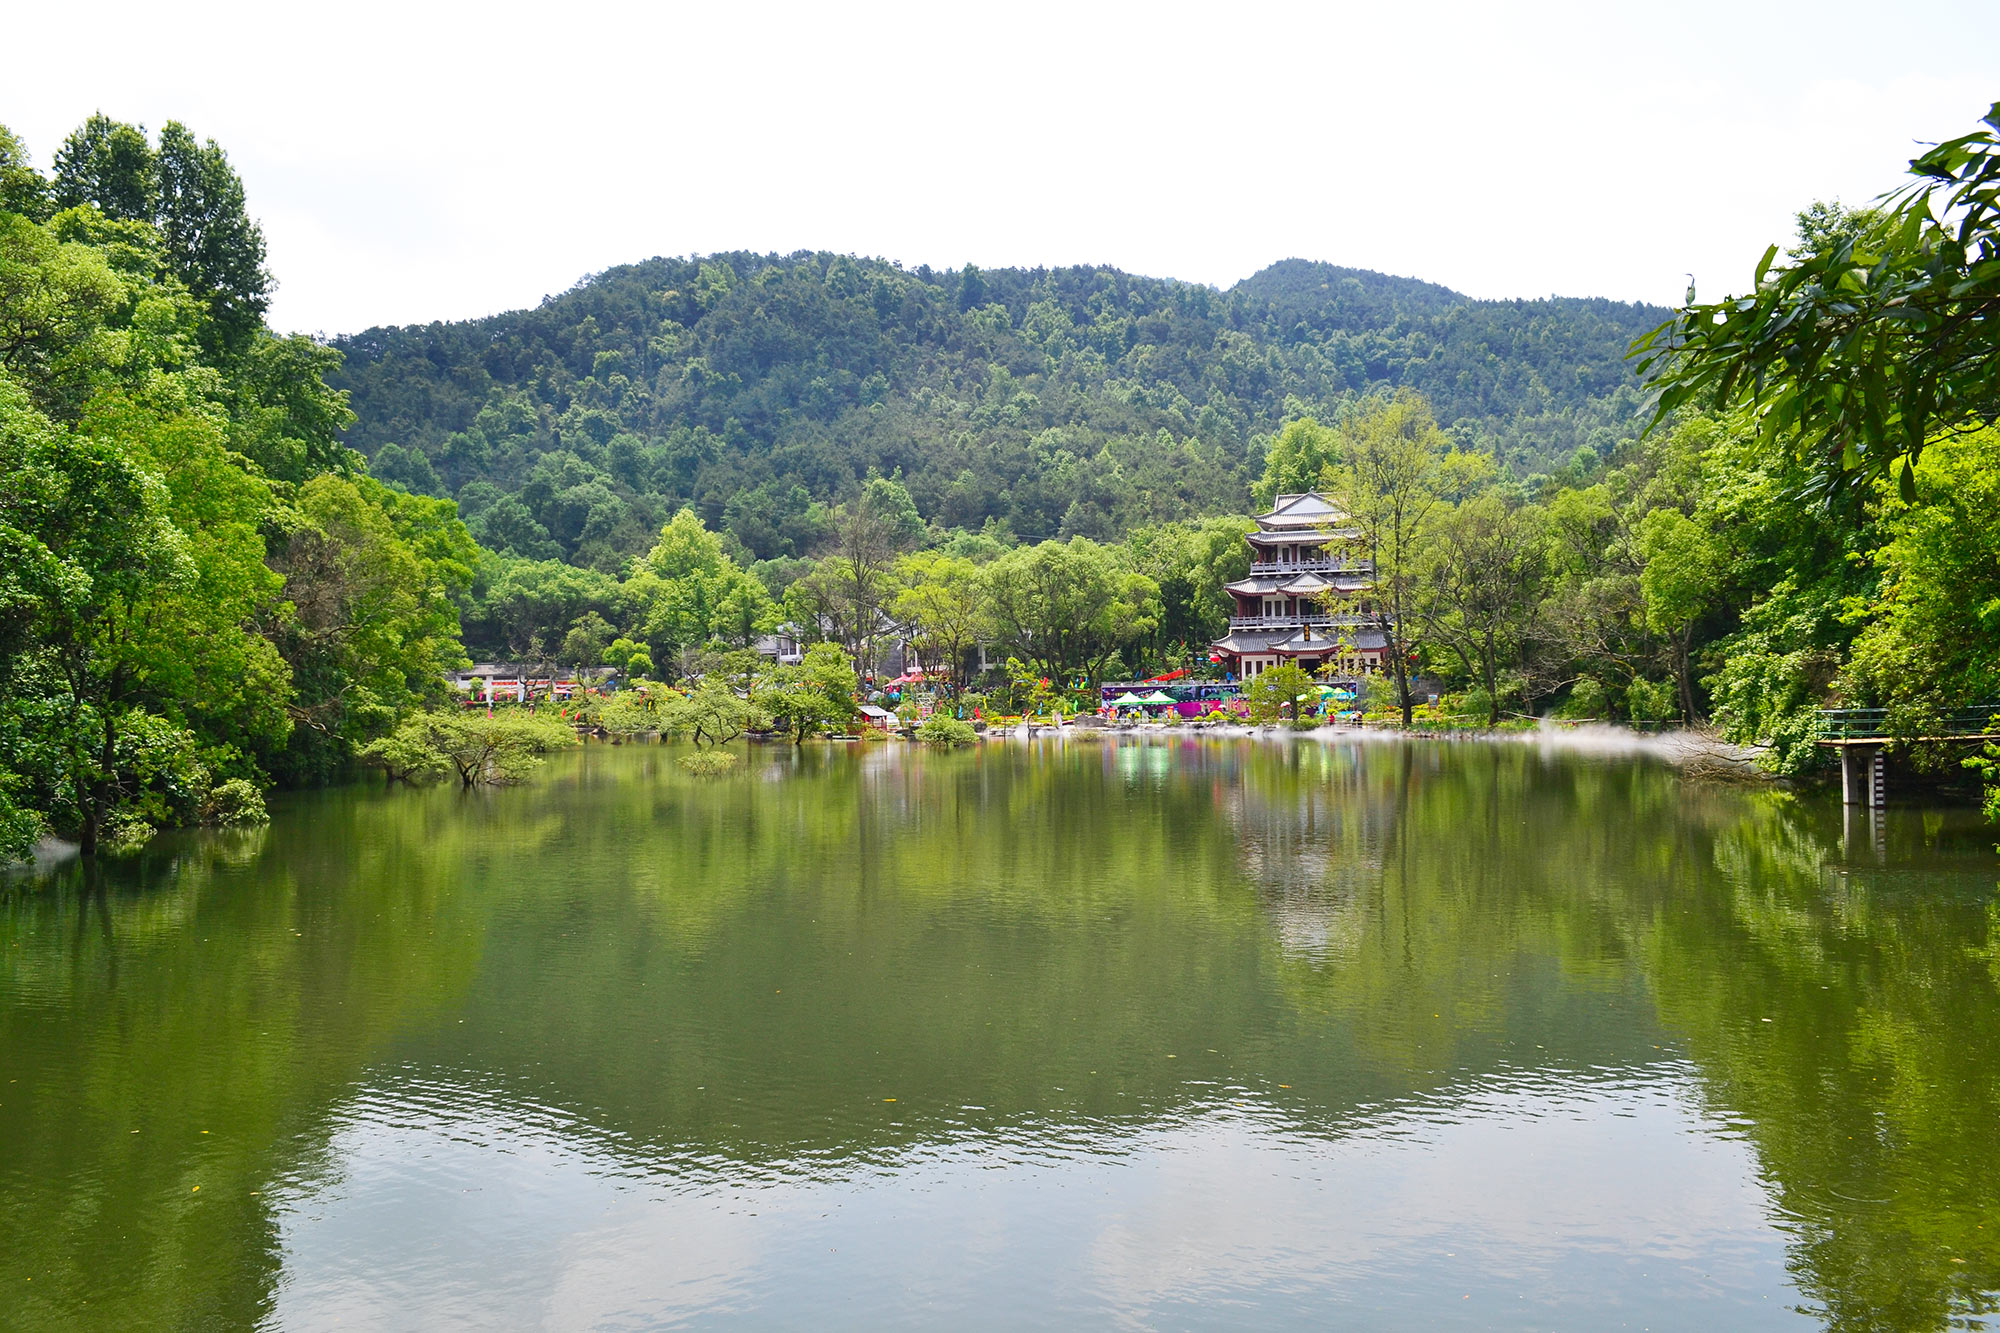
xmin=1207 ymin=492 xmax=1388 ymax=681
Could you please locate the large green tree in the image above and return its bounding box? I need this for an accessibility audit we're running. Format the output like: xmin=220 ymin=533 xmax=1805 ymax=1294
xmin=984 ymin=538 xmax=1160 ymax=687
xmin=266 ymin=474 xmax=476 ymax=780
xmin=628 ymin=508 xmax=775 ymax=667
xmin=1326 ymin=394 xmax=1449 ymax=726
xmin=890 ymin=551 xmax=984 ymax=696
xmin=1418 ymin=494 xmax=1547 ymax=725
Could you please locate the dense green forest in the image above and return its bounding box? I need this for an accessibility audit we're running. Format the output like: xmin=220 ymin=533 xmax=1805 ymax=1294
xmin=1 ymin=116 xmax=476 ymax=856
xmin=330 ymin=253 xmax=1662 ymax=569
xmin=6 ymin=103 xmax=2000 ymax=861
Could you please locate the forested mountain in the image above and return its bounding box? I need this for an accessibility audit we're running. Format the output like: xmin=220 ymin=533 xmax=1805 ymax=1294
xmin=331 ymin=254 xmax=1665 ymax=569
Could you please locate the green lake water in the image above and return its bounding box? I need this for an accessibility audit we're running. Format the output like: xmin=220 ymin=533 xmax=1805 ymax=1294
xmin=3 ymin=737 xmax=1999 ymax=1330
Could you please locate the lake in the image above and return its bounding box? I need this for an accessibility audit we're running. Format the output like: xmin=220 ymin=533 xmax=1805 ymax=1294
xmin=3 ymin=736 xmax=1998 ymax=1330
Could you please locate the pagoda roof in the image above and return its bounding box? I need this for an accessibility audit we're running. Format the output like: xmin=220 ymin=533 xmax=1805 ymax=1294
xmin=1208 ymin=630 xmax=1290 ymax=655
xmin=1226 ymin=571 xmax=1357 ymax=597
xmin=1263 ymin=492 xmax=1350 ymax=525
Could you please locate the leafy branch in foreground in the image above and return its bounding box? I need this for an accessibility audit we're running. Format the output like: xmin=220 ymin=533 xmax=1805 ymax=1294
xmin=1634 ymin=102 xmax=2000 ymax=502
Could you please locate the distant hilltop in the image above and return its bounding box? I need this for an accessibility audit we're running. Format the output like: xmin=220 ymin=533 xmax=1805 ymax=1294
xmin=330 ymin=253 xmax=1666 ymax=570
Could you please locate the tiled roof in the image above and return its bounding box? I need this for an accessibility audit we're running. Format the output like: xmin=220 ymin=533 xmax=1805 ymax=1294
xmin=1246 ymin=526 xmax=1359 ymax=543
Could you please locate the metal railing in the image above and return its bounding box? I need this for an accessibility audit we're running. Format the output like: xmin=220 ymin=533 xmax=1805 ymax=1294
xmin=1816 ymin=706 xmax=2000 ymax=740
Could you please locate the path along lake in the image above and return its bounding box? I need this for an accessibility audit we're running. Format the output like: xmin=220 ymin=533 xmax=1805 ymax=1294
xmin=4 ymin=737 xmax=1998 ymax=1330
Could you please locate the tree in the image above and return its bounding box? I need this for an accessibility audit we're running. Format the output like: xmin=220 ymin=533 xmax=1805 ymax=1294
xmin=0 ymin=376 xmax=184 ymax=855
xmin=0 ymin=367 xmax=297 ymax=854
xmin=560 ymin=612 xmax=615 ymax=669
xmin=230 ymin=332 xmax=358 ymax=483
xmin=984 ymin=538 xmax=1160 ymax=688
xmin=154 ymin=122 xmax=269 ymax=358
xmin=602 ymin=637 xmax=654 ymax=678
xmin=629 ymin=507 xmax=772 ymax=666
xmin=1637 ymin=103 xmax=2000 ymax=502
xmin=1637 ymin=508 xmax=1724 ymax=722
xmin=0 ymin=211 xmax=134 ymax=421
xmin=1327 ymin=394 xmax=1449 ymax=726
xmin=50 ymin=114 xmax=155 ymax=223
xmin=360 ymin=709 xmax=576 ymax=788
xmin=1125 ymin=517 xmax=1253 ymax=665
xmin=890 ymin=551 xmax=984 ymax=696
xmin=1840 ymin=426 xmax=2000 ymax=751
xmin=754 ymin=641 xmax=858 ymax=743
xmin=664 ymin=679 xmax=768 ymax=747
xmin=1253 ymin=416 xmax=1342 ymax=507
xmin=470 ymin=556 xmax=624 ymax=660
xmin=822 ymin=477 xmax=922 ymax=670
xmin=913 ymin=714 xmax=977 ymax=746
xmin=1419 ymin=494 xmax=1547 ymax=725
xmin=0 ymin=125 xmax=50 ymax=221
xmin=1243 ymin=661 xmax=1316 ymax=724
xmin=265 ymin=474 xmax=473 ymax=780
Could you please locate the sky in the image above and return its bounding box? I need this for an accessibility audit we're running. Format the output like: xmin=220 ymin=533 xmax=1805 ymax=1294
xmin=8 ymin=0 xmax=1997 ymax=336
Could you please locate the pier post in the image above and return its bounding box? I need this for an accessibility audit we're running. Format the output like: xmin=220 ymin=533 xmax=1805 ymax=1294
xmin=1840 ymin=743 xmax=1887 ymax=808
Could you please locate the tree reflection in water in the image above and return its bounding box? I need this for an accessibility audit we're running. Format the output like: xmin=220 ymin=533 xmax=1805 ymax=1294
xmin=1 ymin=739 xmax=1995 ymax=1329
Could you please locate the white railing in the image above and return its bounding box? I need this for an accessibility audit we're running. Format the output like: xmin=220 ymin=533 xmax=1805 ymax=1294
xmin=1248 ymin=559 xmax=1372 ymax=576
xmin=1227 ymin=613 xmax=1379 ymax=631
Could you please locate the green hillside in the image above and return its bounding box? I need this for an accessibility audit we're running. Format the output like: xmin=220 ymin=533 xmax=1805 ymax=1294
xmin=331 ymin=254 xmax=1665 ymax=568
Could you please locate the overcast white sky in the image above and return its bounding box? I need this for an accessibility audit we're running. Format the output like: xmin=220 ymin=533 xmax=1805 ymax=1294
xmin=9 ymin=1 xmax=1997 ymax=336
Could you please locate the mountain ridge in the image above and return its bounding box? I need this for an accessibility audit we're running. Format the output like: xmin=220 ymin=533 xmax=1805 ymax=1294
xmin=329 ymin=252 xmax=1668 ymax=569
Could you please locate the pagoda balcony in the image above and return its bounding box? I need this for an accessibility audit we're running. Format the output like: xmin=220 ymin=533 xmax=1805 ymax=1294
xmin=1245 ymin=557 xmax=1371 ymax=575
xmin=1226 ymin=612 xmax=1379 ymax=631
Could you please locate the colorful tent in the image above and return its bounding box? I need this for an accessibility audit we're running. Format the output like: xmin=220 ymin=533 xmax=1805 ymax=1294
xmin=1110 ymin=692 xmax=1147 ymax=707
xmin=1140 ymin=690 xmax=1176 ymax=704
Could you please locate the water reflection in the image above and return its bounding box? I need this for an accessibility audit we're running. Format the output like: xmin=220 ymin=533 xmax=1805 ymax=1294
xmin=2 ymin=739 xmax=1997 ymax=1329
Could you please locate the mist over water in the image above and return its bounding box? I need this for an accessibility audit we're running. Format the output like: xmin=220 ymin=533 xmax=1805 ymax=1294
xmin=3 ymin=740 xmax=1996 ymax=1329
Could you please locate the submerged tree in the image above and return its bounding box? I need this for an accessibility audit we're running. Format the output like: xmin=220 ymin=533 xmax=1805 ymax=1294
xmin=664 ymin=679 xmax=768 ymax=748
xmin=359 ymin=709 xmax=577 ymax=788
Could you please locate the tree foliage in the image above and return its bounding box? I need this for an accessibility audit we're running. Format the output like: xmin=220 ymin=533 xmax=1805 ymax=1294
xmin=1638 ymin=103 xmax=2000 ymax=502
xmin=984 ymin=538 xmax=1160 ymax=686
xmin=1243 ymin=662 xmax=1316 ymax=723
xmin=360 ymin=708 xmax=577 ymax=787
xmin=0 ymin=117 xmax=474 ymax=856
xmin=327 ymin=253 xmax=1662 ymax=571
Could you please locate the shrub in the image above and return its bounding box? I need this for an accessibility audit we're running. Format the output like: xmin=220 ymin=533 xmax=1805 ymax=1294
xmin=678 ymin=749 xmax=739 ymax=776
xmin=914 ymin=715 xmax=978 ymax=747
xmin=200 ymin=778 xmax=269 ymax=826
xmin=1558 ymin=677 xmax=1608 ymax=720
xmin=1625 ymin=676 xmax=1679 ymax=723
